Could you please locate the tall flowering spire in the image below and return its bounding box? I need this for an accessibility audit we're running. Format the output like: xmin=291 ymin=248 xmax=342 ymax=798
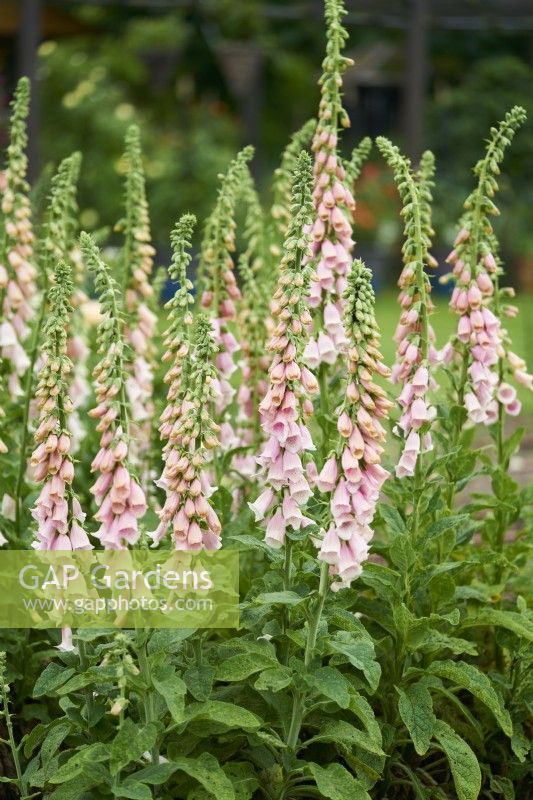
xmin=271 ymin=119 xmax=316 ymax=254
xmin=443 ymin=107 xmax=527 ymax=425
xmin=316 ymin=261 xmax=391 ymax=590
xmin=199 ymin=146 xmax=254 ymax=448
xmin=118 ymin=125 xmax=157 ymax=464
xmin=152 ymin=311 xmax=222 ymax=550
xmin=30 ymin=261 xmax=90 ymax=550
xmin=14 ymin=153 xmax=85 ymax=530
xmin=159 ymin=214 xmax=196 ymax=438
xmin=377 ymin=138 xmax=438 ymax=478
xmin=249 ymin=151 xmax=319 ymax=549
xmin=304 ymin=0 xmax=357 ymax=369
xmin=0 ymin=78 xmax=37 ymax=399
xmin=81 ymin=233 xmax=147 ymax=549
xmin=235 ymin=169 xmax=271 ymax=462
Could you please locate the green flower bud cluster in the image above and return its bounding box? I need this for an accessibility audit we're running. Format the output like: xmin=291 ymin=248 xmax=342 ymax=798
xmin=271 ymin=119 xmax=316 ymax=246
xmin=376 ymin=137 xmax=435 ymax=362
xmin=198 ymin=145 xmax=254 ymax=312
xmin=42 ymin=152 xmax=82 ymax=271
xmin=118 ymin=124 xmax=155 ymax=302
xmin=319 ymin=0 xmax=352 ymax=131
xmin=161 ymin=213 xmax=196 ymax=409
xmin=80 ymin=232 xmax=130 ymax=438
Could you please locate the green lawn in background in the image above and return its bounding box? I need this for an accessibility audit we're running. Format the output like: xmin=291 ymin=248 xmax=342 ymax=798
xmin=374 ymin=291 xmax=533 ymax=413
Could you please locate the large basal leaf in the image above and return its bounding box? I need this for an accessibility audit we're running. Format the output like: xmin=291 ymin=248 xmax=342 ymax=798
xmin=348 ymin=692 xmax=382 ymax=747
xmin=152 ymin=664 xmax=187 ymax=722
xmin=329 ymin=634 xmax=381 ymax=692
xmin=304 ymin=666 xmax=351 ymax=708
xmin=254 ymin=666 xmax=292 ymax=692
xmin=307 ymin=762 xmax=371 ymax=800
xmin=33 ymin=663 xmax=76 ymax=698
xmin=215 ymin=652 xmax=277 ymax=682
xmin=47 ymin=744 xmax=109 ymax=784
xmin=185 ymin=700 xmax=261 ymax=731
xmin=303 ymin=720 xmax=384 ymax=756
xmin=433 ymin=720 xmax=481 ymax=800
xmin=462 ymin=609 xmax=533 ymax=642
xmin=146 ymin=753 xmax=235 ymax=800
xmin=111 ymin=720 xmax=158 ymax=774
xmin=397 ymin=680 xmax=436 ymax=755
xmin=427 ymin=660 xmax=512 ymax=737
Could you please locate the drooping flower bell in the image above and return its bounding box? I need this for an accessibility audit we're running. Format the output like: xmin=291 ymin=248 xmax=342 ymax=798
xmin=30 ymin=261 xmax=90 ymax=551
xmin=316 ymin=260 xmax=392 ymax=590
xmin=250 ymin=151 xmax=319 ymax=549
xmin=81 ymin=232 xmax=147 ymax=549
xmin=377 ymin=140 xmax=438 ymax=477
xmin=0 ymin=78 xmax=37 ymax=400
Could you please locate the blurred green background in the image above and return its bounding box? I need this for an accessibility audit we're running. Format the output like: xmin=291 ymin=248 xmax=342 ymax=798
xmin=1 ymin=0 xmax=533 ymax=296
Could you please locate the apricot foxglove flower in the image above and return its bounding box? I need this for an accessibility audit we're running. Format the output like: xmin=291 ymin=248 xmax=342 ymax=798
xmin=377 ymin=140 xmax=438 ymax=477
xmin=0 ymin=78 xmax=37 ymax=399
xmin=251 ymin=151 xmax=318 ymax=549
xmin=317 ymin=260 xmax=391 ymax=589
xmin=81 ymin=232 xmax=147 ymax=549
xmin=30 ymin=261 xmax=90 ymax=550
xmin=153 ymin=312 xmax=222 ymax=550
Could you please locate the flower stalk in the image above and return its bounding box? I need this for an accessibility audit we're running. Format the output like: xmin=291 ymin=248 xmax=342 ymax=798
xmin=81 ymin=232 xmax=147 ymax=549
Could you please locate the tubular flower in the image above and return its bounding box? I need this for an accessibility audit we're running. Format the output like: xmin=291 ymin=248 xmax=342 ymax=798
xmin=317 ymin=260 xmax=391 ymax=590
xmin=199 ymin=146 xmax=254 ymax=440
xmin=81 ymin=233 xmax=147 ymax=549
xmin=304 ymin=0 xmax=356 ymax=367
xmin=0 ymin=78 xmax=37 ymax=399
xmin=30 ymin=261 xmax=90 ymax=550
xmin=118 ymin=125 xmax=157 ymax=464
xmin=152 ymin=314 xmax=222 ymax=550
xmin=377 ymin=140 xmax=438 ymax=477
xmin=444 ymin=107 xmax=528 ymax=424
xmin=250 ymin=151 xmax=318 ymax=550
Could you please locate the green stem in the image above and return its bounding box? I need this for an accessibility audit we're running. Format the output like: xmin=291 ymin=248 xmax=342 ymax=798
xmin=280 ymin=539 xmax=293 ymax=665
xmin=78 ymin=640 xmax=95 ymax=733
xmin=446 ymin=347 xmax=469 ymax=510
xmin=286 ymin=562 xmax=329 ymax=751
xmin=1 ymin=682 xmax=26 ymax=796
xmin=137 ymin=642 xmax=159 ymax=766
xmin=318 ymin=363 xmax=330 ymax=467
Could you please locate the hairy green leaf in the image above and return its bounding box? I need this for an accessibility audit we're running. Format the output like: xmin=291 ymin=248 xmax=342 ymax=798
xmin=397 ymin=680 xmax=436 ymax=755
xmin=433 ymin=719 xmax=481 ymax=800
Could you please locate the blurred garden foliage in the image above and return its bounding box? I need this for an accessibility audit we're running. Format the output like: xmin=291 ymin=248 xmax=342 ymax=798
xmin=9 ymin=2 xmax=533 ymax=265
